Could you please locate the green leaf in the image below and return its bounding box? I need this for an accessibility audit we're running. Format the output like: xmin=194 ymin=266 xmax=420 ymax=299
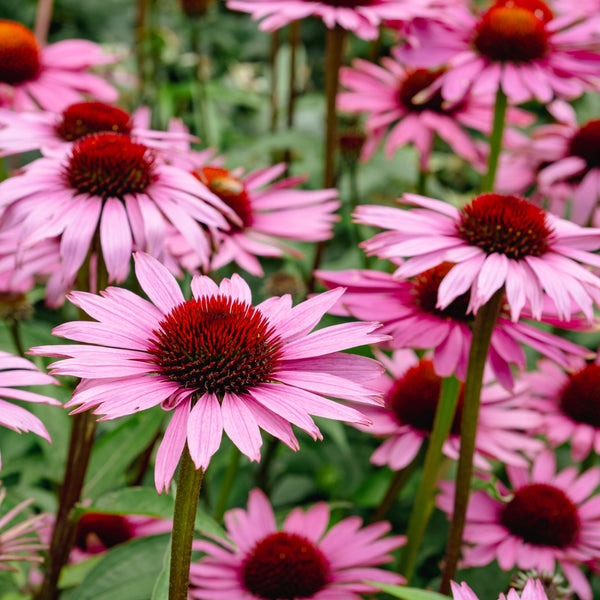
xmin=367 ymin=582 xmax=450 ymax=600
xmin=83 ymin=487 xmax=174 ymax=519
xmin=58 ymin=555 xmax=103 ymax=589
xmin=195 ymin=505 xmax=228 ymax=540
xmin=150 ymin=543 xmax=170 ymax=600
xmin=61 ymin=534 xmax=170 ymax=600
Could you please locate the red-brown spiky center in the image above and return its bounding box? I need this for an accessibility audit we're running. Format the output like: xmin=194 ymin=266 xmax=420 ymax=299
xmin=75 ymin=513 xmax=132 ymax=553
xmin=242 ymin=532 xmax=330 ymax=600
xmin=56 ymin=102 xmax=133 ymax=142
xmin=412 ymin=262 xmax=473 ymax=322
xmin=398 ymin=69 xmax=447 ymax=113
xmin=65 ymin=133 xmax=156 ymax=199
xmin=569 ymin=120 xmax=600 ymax=170
xmin=457 ymin=194 xmax=552 ymax=259
xmin=148 ymin=295 xmax=282 ymax=396
xmin=0 ymin=20 xmax=41 ymax=84
xmin=500 ymin=483 xmax=580 ymax=547
xmin=386 ymin=360 xmax=464 ymax=434
xmin=194 ymin=167 xmax=253 ymax=230
xmin=472 ymin=3 xmax=550 ymax=62
xmin=559 ymin=364 xmax=600 ymax=428
xmin=495 ymin=0 xmax=554 ymax=22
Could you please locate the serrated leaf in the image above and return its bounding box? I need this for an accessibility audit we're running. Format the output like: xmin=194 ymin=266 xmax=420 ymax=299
xmin=367 ymin=582 xmax=450 ymax=600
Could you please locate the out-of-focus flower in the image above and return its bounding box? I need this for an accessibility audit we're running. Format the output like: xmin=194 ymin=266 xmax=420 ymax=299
xmin=189 ymin=488 xmax=406 ymax=599
xmin=30 ymin=253 xmax=388 ymax=493
xmin=0 ymin=20 xmax=118 ymax=112
xmin=452 ymin=578 xmax=550 ymax=600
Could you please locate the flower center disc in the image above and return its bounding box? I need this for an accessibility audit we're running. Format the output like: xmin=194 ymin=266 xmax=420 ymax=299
xmin=65 ymin=133 xmax=156 ymax=199
xmin=398 ymin=69 xmax=446 ymax=113
xmin=472 ymin=4 xmax=549 ymax=62
xmin=76 ymin=513 xmax=132 ymax=552
xmin=194 ymin=167 xmax=253 ymax=230
xmin=559 ymin=364 xmax=600 ymax=428
xmin=569 ymin=120 xmax=600 ymax=170
xmin=412 ymin=262 xmax=473 ymax=321
xmin=242 ymin=531 xmax=330 ymax=600
xmin=457 ymin=194 xmax=552 ymax=259
xmin=386 ymin=360 xmax=463 ymax=434
xmin=56 ymin=102 xmax=133 ymax=142
xmin=500 ymin=483 xmax=580 ymax=547
xmin=148 ymin=295 xmax=282 ymax=396
xmin=0 ymin=20 xmax=40 ymax=84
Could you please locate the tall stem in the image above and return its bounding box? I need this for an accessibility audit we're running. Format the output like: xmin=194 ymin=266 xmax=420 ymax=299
xmin=169 ymin=444 xmax=204 ymax=600
xmin=439 ymin=288 xmax=504 ymax=594
xmin=398 ymin=376 xmax=461 ymax=582
xmin=34 ymin=0 xmax=54 ymax=45
xmin=481 ymin=88 xmax=507 ymax=193
xmin=269 ymin=30 xmax=281 ymax=133
xmin=214 ymin=446 xmax=241 ymax=522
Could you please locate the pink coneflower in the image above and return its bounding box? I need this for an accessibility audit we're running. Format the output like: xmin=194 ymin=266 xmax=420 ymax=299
xmin=0 ymin=20 xmax=118 ymax=112
xmin=524 ymin=356 xmax=600 ymax=461
xmin=316 ymin=266 xmax=592 ymax=389
xmin=452 ymin=579 xmax=550 ymax=600
xmin=30 ymin=253 xmax=388 ymax=493
xmin=0 ymin=101 xmax=195 ymax=158
xmin=399 ymin=0 xmax=600 ymax=104
xmin=437 ymin=450 xmax=600 ymax=600
xmin=355 ymin=193 xmax=600 ymax=322
xmin=0 ymin=487 xmax=47 ymax=570
xmin=0 ymin=352 xmax=59 ymax=471
xmin=354 ymin=349 xmax=543 ymax=471
xmin=338 ymin=58 xmax=533 ymax=168
xmin=189 ymin=488 xmax=406 ymax=600
xmin=0 ymin=131 xmax=232 ymax=286
xmin=168 ymin=164 xmax=340 ymax=276
xmin=226 ymin=0 xmax=428 ymax=40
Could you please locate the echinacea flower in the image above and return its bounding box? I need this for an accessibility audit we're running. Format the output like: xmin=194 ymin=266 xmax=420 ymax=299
xmin=226 ymin=0 xmax=427 ymax=40
xmin=398 ymin=0 xmax=600 ymax=104
xmin=523 ymin=355 xmax=600 ymax=461
xmin=0 ymin=20 xmax=118 ymax=112
xmin=189 ymin=488 xmax=406 ymax=600
xmin=437 ymin=450 xmax=600 ymax=600
xmin=355 ymin=193 xmax=600 ymax=322
xmin=354 ymin=349 xmax=543 ymax=471
xmin=337 ymin=57 xmax=533 ymax=168
xmin=0 ymin=352 xmax=59 ymax=471
xmin=0 ymin=131 xmax=232 ymax=287
xmin=316 ymin=266 xmax=593 ymax=389
xmin=452 ymin=578 xmax=550 ymax=600
xmin=0 ymin=487 xmax=47 ymax=570
xmin=168 ymin=163 xmax=340 ymax=276
xmin=30 ymin=253 xmax=388 ymax=493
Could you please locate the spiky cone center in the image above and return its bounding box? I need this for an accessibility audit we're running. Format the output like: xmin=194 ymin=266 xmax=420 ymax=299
xmin=194 ymin=167 xmax=253 ymax=230
xmin=398 ymin=69 xmax=448 ymax=113
xmin=495 ymin=0 xmax=554 ymax=22
xmin=178 ymin=0 xmax=216 ymax=16
xmin=500 ymin=483 xmax=580 ymax=547
xmin=0 ymin=20 xmax=40 ymax=84
xmin=457 ymin=194 xmax=552 ymax=259
xmin=65 ymin=133 xmax=156 ymax=199
xmin=75 ymin=513 xmax=132 ymax=553
xmin=148 ymin=295 xmax=283 ymax=396
xmin=569 ymin=120 xmax=600 ymax=170
xmin=242 ymin=531 xmax=330 ymax=600
xmin=56 ymin=102 xmax=133 ymax=142
xmin=472 ymin=4 xmax=549 ymax=62
xmin=412 ymin=262 xmax=474 ymax=322
xmin=386 ymin=359 xmax=464 ymax=434
xmin=559 ymin=364 xmax=600 ymax=428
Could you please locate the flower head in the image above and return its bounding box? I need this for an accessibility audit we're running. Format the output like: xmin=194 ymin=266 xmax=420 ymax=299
xmin=0 ymin=20 xmax=118 ymax=112
xmin=30 ymin=253 xmax=388 ymax=492
xmin=189 ymin=488 xmax=405 ymax=599
xmin=355 ymin=193 xmax=600 ymax=322
xmin=452 ymin=578 xmax=550 ymax=600
xmin=437 ymin=450 xmax=600 ymax=600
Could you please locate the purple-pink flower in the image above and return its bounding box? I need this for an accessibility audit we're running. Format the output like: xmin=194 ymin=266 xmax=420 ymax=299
xmin=189 ymin=488 xmax=406 ymax=599
xmin=437 ymin=450 xmax=600 ymax=600
xmin=0 ymin=20 xmax=118 ymax=112
xmin=355 ymin=193 xmax=600 ymax=322
xmin=30 ymin=253 xmax=388 ymax=493
xmin=452 ymin=578 xmax=550 ymax=600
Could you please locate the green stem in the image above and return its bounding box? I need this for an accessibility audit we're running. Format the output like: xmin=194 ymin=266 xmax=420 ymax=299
xmin=169 ymin=444 xmax=204 ymax=600
xmin=214 ymin=446 xmax=241 ymax=522
xmin=417 ymin=168 xmax=428 ymax=196
xmin=34 ymin=0 xmax=55 ymax=44
xmin=398 ymin=376 xmax=462 ymax=583
xmin=269 ymin=30 xmax=281 ymax=133
xmin=439 ymin=288 xmax=504 ymax=594
xmin=254 ymin=436 xmax=279 ymax=493
xmin=8 ymin=319 xmax=25 ymax=358
xmin=481 ymin=88 xmax=508 ymax=193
